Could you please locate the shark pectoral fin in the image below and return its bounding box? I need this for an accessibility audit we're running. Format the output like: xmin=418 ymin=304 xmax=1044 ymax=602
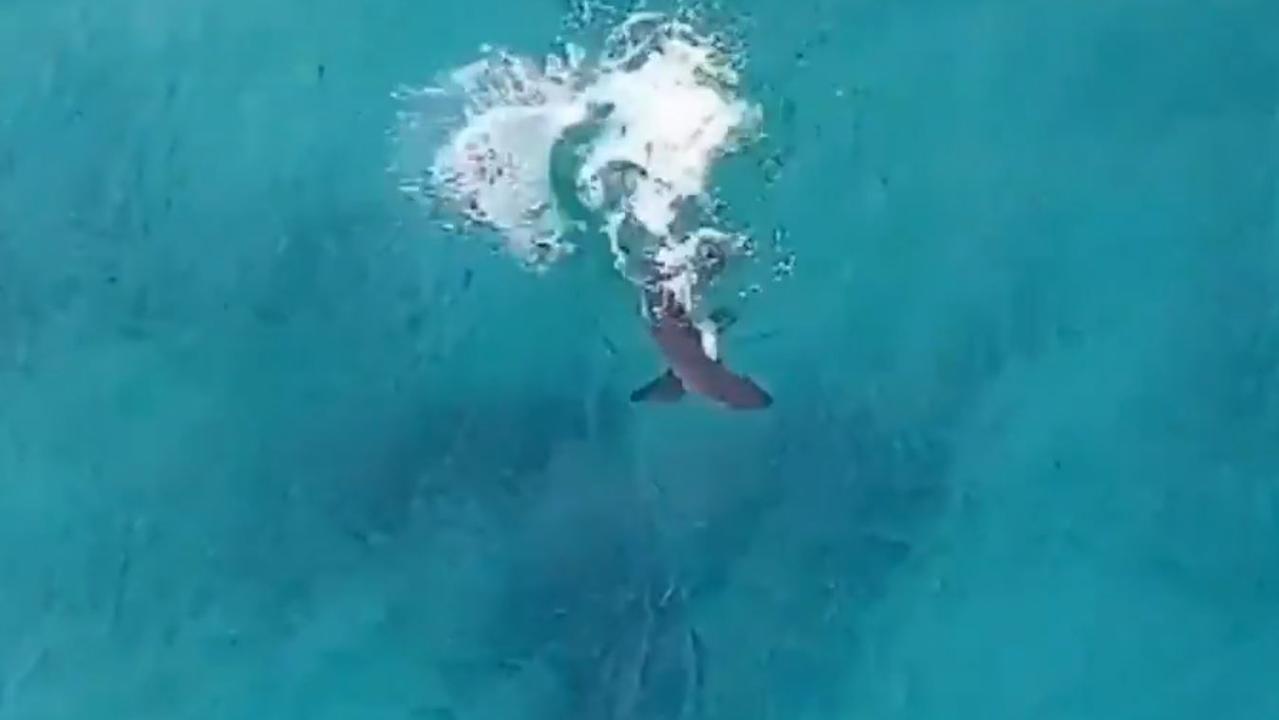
xmin=630 ymin=369 xmax=686 ymax=403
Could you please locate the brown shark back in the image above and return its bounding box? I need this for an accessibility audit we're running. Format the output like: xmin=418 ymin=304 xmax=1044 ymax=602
xmin=646 ymin=314 xmax=772 ymax=410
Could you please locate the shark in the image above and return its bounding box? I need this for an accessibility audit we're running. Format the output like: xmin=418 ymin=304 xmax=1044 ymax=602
xmin=630 ymin=288 xmax=772 ymax=410
xmin=546 ymin=110 xmax=771 ymax=410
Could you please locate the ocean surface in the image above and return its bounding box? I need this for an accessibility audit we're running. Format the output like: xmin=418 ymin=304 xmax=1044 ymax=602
xmin=2 ymin=0 xmax=1277 ymax=718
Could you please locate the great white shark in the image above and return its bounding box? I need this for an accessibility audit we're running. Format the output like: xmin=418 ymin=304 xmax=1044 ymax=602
xmin=630 ymin=289 xmax=772 ymax=410
xmin=547 ymin=109 xmax=772 ymax=410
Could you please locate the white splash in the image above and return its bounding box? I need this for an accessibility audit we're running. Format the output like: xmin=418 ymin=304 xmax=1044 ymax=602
xmin=393 ymin=13 xmax=761 ymax=312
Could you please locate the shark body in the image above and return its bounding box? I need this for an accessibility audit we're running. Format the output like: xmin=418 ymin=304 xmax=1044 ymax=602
xmin=630 ymin=290 xmax=772 ymax=410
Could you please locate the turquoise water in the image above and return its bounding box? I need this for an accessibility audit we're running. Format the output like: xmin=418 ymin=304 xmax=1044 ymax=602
xmin=2 ymin=0 xmax=1277 ymax=718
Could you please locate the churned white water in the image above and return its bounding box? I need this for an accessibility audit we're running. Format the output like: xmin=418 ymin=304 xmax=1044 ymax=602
xmin=393 ymin=13 xmax=761 ymax=313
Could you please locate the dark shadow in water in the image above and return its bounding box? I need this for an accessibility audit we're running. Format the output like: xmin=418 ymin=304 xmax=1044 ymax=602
xmin=436 ymin=392 xmax=957 ymax=720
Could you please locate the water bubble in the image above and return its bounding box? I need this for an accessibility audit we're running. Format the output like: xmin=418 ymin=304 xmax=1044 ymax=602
xmin=761 ymin=153 xmax=785 ymax=184
xmin=770 ymin=226 xmax=788 ymax=252
xmin=771 ymin=251 xmax=796 ymax=281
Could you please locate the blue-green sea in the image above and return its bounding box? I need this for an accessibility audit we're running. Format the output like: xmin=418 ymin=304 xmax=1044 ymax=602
xmin=2 ymin=0 xmax=1277 ymax=718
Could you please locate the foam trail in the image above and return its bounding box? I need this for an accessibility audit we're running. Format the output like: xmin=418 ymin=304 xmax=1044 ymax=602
xmin=392 ymin=13 xmax=763 ymax=313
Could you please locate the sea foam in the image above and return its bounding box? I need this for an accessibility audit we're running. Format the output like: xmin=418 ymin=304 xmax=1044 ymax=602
xmin=393 ymin=13 xmax=761 ymax=314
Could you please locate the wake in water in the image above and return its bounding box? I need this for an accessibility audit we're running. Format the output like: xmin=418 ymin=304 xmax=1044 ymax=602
xmin=392 ymin=11 xmax=772 ymax=321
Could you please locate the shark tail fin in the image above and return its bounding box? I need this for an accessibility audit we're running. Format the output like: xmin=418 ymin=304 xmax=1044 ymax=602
xmin=630 ymin=369 xmax=685 ymax=403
